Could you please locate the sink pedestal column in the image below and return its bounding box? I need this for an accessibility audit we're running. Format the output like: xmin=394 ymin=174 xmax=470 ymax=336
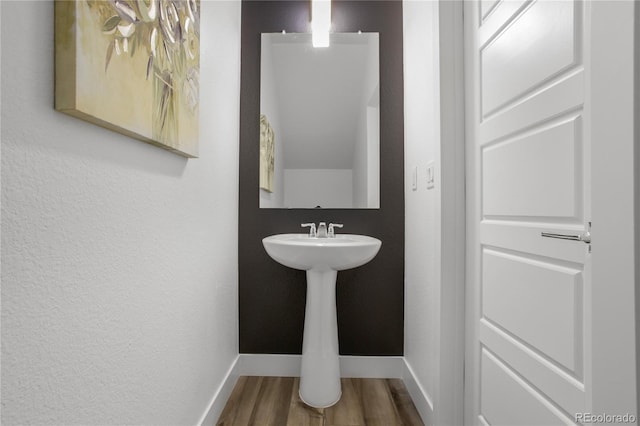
xmin=299 ymin=269 xmax=341 ymax=408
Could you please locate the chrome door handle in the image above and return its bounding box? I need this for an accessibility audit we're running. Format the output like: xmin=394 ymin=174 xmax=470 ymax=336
xmin=541 ymin=232 xmax=591 ymax=243
xmin=541 ymin=222 xmax=591 ymax=244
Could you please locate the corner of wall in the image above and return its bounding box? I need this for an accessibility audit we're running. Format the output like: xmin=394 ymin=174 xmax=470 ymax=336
xmin=634 ymin=0 xmax=640 ymax=414
xmin=198 ymin=356 xmax=241 ymax=426
xmin=402 ymin=358 xmax=436 ymax=425
xmin=436 ymin=1 xmax=466 ymax=425
xmin=403 ymin=0 xmax=466 ymax=424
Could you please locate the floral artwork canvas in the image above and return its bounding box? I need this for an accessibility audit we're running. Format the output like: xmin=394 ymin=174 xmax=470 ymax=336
xmin=55 ymin=0 xmax=200 ymax=158
xmin=259 ymin=114 xmax=275 ymax=193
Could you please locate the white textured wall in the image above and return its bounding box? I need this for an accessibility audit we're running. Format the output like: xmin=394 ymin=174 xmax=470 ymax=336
xmin=1 ymin=1 xmax=241 ymax=424
xmin=403 ymin=1 xmax=441 ymax=424
xmin=404 ymin=2 xmax=466 ymax=425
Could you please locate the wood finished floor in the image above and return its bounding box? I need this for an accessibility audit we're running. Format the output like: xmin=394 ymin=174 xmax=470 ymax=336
xmin=216 ymin=376 xmax=425 ymax=426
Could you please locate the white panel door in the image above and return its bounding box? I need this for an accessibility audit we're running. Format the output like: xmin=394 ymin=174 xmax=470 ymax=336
xmin=465 ymin=1 xmax=637 ymax=424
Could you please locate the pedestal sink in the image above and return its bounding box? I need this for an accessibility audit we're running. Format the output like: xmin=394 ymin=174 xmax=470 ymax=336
xmin=262 ymin=232 xmax=382 ymax=408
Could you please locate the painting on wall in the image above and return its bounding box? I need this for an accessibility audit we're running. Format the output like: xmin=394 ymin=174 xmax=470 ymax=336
xmin=260 ymin=114 xmax=275 ymax=192
xmin=55 ymin=0 xmax=200 ymax=158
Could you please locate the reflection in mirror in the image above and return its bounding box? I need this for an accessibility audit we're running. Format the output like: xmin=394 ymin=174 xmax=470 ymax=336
xmin=259 ymin=32 xmax=380 ymax=209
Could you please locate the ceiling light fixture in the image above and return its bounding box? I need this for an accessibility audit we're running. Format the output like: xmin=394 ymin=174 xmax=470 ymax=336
xmin=311 ymin=0 xmax=331 ymax=47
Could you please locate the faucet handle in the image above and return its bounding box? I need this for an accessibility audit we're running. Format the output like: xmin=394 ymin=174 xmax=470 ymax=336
xmin=301 ymin=223 xmax=317 ymax=237
xmin=328 ymin=223 xmax=343 ymax=237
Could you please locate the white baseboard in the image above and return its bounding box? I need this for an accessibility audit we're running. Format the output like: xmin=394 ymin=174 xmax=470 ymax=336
xmin=236 ymin=353 xmax=406 ymax=378
xmin=197 ymin=356 xmax=240 ymax=426
xmin=402 ymin=359 xmax=435 ymax=426
xmin=198 ymin=354 xmax=429 ymax=425
xmin=236 ymin=353 xmax=301 ymax=377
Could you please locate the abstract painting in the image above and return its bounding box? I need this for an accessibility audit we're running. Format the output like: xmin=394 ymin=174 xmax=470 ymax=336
xmin=55 ymin=0 xmax=200 ymax=158
xmin=260 ymin=114 xmax=275 ymax=192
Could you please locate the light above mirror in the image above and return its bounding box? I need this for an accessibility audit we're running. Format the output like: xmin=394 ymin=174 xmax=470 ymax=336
xmin=311 ymin=0 xmax=332 ymax=47
xmin=259 ymin=32 xmax=380 ymax=209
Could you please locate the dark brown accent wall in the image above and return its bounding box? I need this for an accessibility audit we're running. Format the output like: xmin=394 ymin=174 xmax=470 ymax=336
xmin=239 ymin=0 xmax=404 ymax=355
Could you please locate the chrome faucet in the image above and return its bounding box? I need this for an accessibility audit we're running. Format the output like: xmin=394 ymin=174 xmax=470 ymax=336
xmin=302 ymin=222 xmax=344 ymax=238
xmin=328 ymin=223 xmax=343 ymax=237
xmin=301 ymin=223 xmax=316 ymax=237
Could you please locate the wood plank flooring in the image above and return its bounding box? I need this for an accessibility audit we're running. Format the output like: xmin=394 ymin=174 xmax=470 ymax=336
xmin=216 ymin=376 xmax=425 ymax=426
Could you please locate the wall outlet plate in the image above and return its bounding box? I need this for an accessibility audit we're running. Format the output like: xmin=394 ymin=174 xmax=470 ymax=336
xmin=412 ymin=166 xmax=418 ymax=191
xmin=426 ymin=162 xmax=435 ymax=189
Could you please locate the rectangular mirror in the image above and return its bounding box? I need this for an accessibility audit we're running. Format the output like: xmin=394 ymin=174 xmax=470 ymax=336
xmin=259 ymin=32 xmax=380 ymax=209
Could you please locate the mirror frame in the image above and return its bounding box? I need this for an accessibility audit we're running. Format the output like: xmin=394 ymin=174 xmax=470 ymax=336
xmin=239 ymin=0 xmax=405 ymax=356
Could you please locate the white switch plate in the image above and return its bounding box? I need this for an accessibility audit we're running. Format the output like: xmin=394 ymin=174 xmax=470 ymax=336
xmin=412 ymin=166 xmax=418 ymax=191
xmin=426 ymin=162 xmax=435 ymax=189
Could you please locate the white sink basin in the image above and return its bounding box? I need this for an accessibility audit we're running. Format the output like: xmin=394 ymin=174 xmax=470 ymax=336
xmin=262 ymin=232 xmax=382 ymax=408
xmin=262 ymin=233 xmax=381 ymax=271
